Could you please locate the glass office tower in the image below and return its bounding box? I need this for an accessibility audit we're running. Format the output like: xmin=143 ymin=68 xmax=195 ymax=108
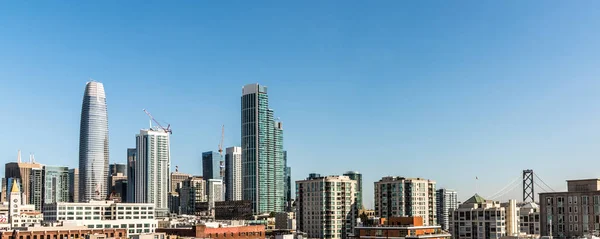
xmin=78 ymin=81 xmax=110 ymax=202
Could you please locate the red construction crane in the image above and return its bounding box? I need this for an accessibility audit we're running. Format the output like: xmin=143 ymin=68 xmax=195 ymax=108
xmin=143 ymin=109 xmax=172 ymax=134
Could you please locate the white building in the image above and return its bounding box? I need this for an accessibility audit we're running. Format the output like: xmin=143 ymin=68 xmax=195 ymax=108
xmin=437 ymin=188 xmax=458 ymax=231
xmin=296 ymin=175 xmax=357 ymax=239
xmin=518 ymin=202 xmax=540 ymax=236
xmin=207 ymin=179 xmax=224 ymax=213
xmin=450 ymin=194 xmax=507 ymax=239
xmin=43 ymin=200 xmax=158 ymax=236
xmin=225 ymin=146 xmax=242 ymax=201
xmin=374 ymin=176 xmax=437 ymax=225
xmin=9 ymin=179 xmax=43 ymax=228
xmin=133 ymin=128 xmax=171 ymax=217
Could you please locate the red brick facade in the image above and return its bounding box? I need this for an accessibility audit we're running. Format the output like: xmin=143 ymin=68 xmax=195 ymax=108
xmin=0 ymin=228 xmax=127 ymax=239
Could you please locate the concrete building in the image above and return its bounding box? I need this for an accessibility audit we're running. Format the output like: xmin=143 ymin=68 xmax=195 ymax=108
xmin=179 ymin=176 xmax=206 ymax=215
xmin=296 ymin=174 xmax=358 ymax=239
xmin=108 ymin=163 xmax=126 ymax=194
xmin=69 ymin=168 xmax=79 ymax=202
xmin=436 ymin=188 xmax=458 ymax=231
xmin=195 ymin=200 xmax=254 ymax=220
xmin=450 ymin=194 xmax=507 ymax=239
xmin=0 ymin=225 xmax=127 ymax=239
xmin=374 ymin=176 xmax=437 ymax=226
xmin=5 ymin=150 xmax=43 ymax=205
xmin=519 ymin=202 xmax=540 ymax=236
xmin=241 ymin=83 xmax=285 ymax=214
xmin=503 ymin=199 xmax=519 ymax=236
xmin=43 ymin=200 xmax=157 ymax=236
xmin=208 ymin=179 xmax=224 ymax=214
xmin=344 ymin=171 xmax=362 ymax=210
xmin=539 ymin=179 xmax=600 ymax=238
xmin=355 ymin=217 xmax=451 ymax=239
xmin=132 ymin=128 xmax=171 ymax=217
xmin=170 ymin=168 xmax=191 ymax=193
xmin=225 ymin=146 xmax=242 ymax=201
xmin=78 ymin=81 xmax=110 ymax=202
xmin=275 ymin=212 xmax=296 ymax=230
xmin=42 ymin=166 xmax=70 ymax=207
xmin=167 ymin=192 xmax=180 ymax=214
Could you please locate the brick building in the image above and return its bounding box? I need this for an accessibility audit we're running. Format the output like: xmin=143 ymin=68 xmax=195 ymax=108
xmin=0 ymin=226 xmax=127 ymax=239
xmin=354 ymin=217 xmax=451 ymax=239
xmin=156 ymin=224 xmax=265 ymax=239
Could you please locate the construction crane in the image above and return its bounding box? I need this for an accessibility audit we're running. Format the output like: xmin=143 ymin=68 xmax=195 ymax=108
xmin=218 ymin=125 xmax=224 ymax=156
xmin=219 ymin=125 xmax=225 ymax=178
xmin=143 ymin=109 xmax=172 ymax=134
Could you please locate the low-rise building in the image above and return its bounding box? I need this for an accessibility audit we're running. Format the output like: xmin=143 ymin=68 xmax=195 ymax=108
xmin=354 ymin=217 xmax=451 ymax=239
xmin=275 ymin=212 xmax=296 ymax=230
xmin=0 ymin=225 xmax=127 ymax=239
xmin=518 ymin=202 xmax=540 ymax=236
xmin=156 ymin=224 xmax=265 ymax=239
xmin=43 ymin=200 xmax=157 ymax=236
xmin=450 ymin=194 xmax=507 ymax=239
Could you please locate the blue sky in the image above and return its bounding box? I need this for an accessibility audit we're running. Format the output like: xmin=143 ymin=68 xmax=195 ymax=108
xmin=2 ymin=1 xmax=600 ymax=207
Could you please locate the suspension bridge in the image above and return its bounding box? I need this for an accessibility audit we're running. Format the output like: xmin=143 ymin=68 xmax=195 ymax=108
xmin=485 ymin=169 xmax=555 ymax=202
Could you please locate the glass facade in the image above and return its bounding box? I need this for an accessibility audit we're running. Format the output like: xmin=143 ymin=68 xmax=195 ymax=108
xmin=43 ymin=166 xmax=70 ymax=205
xmin=78 ymin=81 xmax=110 ymax=202
xmin=343 ymin=171 xmax=363 ymax=210
xmin=241 ymin=83 xmax=285 ymax=214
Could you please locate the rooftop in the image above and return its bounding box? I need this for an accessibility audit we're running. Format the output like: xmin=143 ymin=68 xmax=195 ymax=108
xmin=464 ymin=194 xmax=487 ymax=204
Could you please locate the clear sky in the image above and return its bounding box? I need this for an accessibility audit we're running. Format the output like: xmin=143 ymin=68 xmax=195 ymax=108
xmin=2 ymin=1 xmax=600 ymax=207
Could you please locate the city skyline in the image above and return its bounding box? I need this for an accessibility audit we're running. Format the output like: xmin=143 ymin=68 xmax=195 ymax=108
xmin=3 ymin=1 xmax=600 ymax=208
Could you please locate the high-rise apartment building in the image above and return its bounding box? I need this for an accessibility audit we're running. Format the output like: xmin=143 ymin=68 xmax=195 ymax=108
xmin=68 ymin=168 xmax=79 ymax=202
xmin=450 ymin=194 xmax=507 ymax=239
xmin=374 ymin=176 xmax=437 ymax=225
xmin=179 ymin=176 xmax=206 ymax=215
xmin=225 ymin=147 xmax=242 ymax=201
xmin=42 ymin=166 xmax=70 ymax=206
xmin=132 ymin=128 xmax=171 ymax=216
xmin=344 ymin=171 xmax=362 ymax=210
xmin=539 ymin=179 xmax=600 ymax=238
xmin=241 ymin=83 xmax=285 ymax=214
xmin=30 ymin=168 xmax=43 ymax=210
xmin=296 ymin=175 xmax=358 ymax=239
xmin=5 ymin=150 xmax=43 ymax=205
xmin=126 ymin=148 xmax=136 ymax=203
xmin=437 ymin=188 xmax=458 ymax=231
xmin=78 ymin=81 xmax=110 ymax=202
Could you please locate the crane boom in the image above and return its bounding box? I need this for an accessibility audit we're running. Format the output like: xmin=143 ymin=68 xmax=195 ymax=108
xmin=143 ymin=109 xmax=172 ymax=134
xmin=218 ymin=125 xmax=224 ymax=155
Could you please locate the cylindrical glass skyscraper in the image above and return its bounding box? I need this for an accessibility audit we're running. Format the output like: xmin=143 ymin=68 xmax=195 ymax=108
xmin=78 ymin=81 xmax=109 ymax=202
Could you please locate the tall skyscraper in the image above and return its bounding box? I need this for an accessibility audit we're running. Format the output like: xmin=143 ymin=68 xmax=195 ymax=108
xmin=202 ymin=151 xmax=222 ymax=181
xmin=132 ymin=128 xmax=171 ymax=216
xmin=30 ymin=168 xmax=43 ymax=210
xmin=296 ymin=174 xmax=358 ymax=239
xmin=68 ymin=168 xmax=79 ymax=202
xmin=241 ymin=83 xmax=285 ymax=214
xmin=126 ymin=148 xmax=136 ymax=203
xmin=207 ymin=179 xmax=224 ymax=213
xmin=78 ymin=81 xmax=110 ymax=202
xmin=108 ymin=163 xmax=126 ymax=193
xmin=374 ymin=176 xmax=437 ymax=226
xmin=42 ymin=166 xmax=70 ymax=205
xmin=5 ymin=150 xmax=42 ymax=205
xmin=225 ymin=147 xmax=242 ymax=201
xmin=343 ymin=171 xmax=362 ymax=210
xmin=436 ymin=188 xmax=458 ymax=231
